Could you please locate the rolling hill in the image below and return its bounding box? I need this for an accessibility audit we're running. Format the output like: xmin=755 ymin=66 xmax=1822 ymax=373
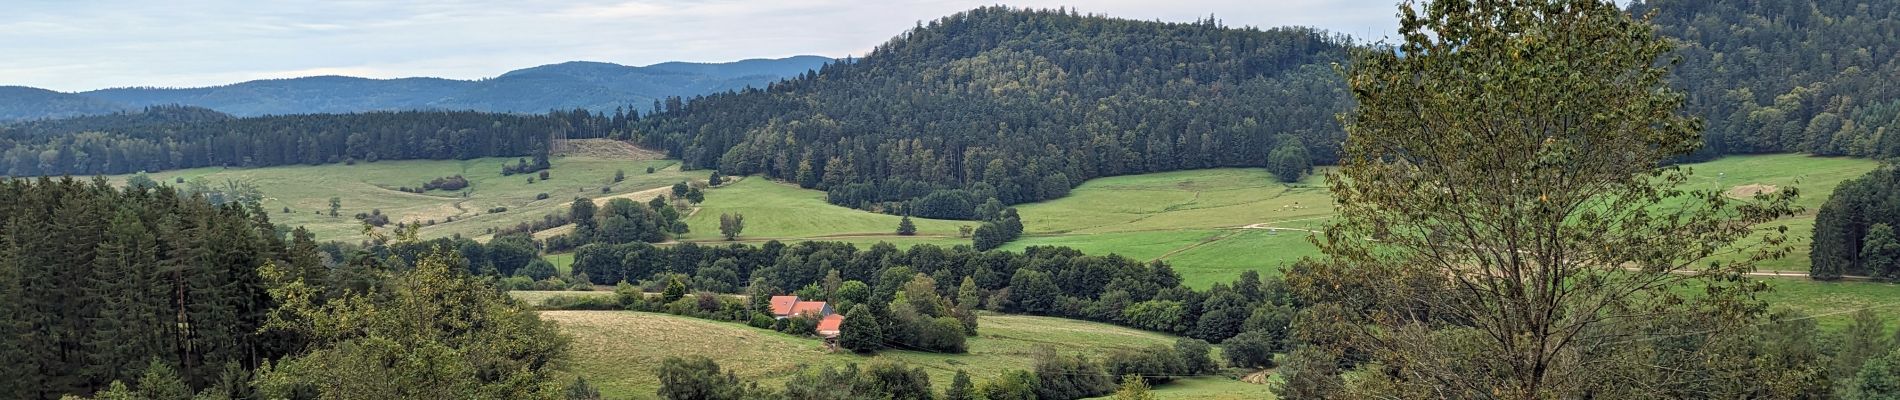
xmin=0 ymin=86 xmax=130 ymax=121
xmin=0 ymin=56 xmax=831 ymax=121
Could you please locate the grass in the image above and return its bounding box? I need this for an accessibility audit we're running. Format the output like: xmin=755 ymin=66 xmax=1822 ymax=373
xmin=678 ymin=177 xmax=971 ymax=242
xmin=111 ymin=155 xmax=696 ymax=242
xmin=545 ymin=253 xmax=575 ymax=275
xmin=541 ymin=310 xmax=1267 ymax=399
xmin=1013 ymin=168 xmax=1332 ymax=235
xmin=1757 ymin=278 xmax=1900 ymax=330
xmin=115 ymin=151 xmax=1865 ymax=287
xmin=997 ymin=154 xmax=1877 ymax=287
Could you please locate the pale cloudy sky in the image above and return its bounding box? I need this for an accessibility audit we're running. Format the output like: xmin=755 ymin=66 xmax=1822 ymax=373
xmin=1 ymin=0 xmax=1402 ymax=92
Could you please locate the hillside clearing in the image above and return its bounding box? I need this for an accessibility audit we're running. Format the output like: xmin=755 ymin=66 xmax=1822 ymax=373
xmin=111 ymin=156 xmax=693 ymax=242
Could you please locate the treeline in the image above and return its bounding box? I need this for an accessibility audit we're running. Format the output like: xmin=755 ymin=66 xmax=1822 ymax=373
xmin=1813 ymin=166 xmax=1900 ymax=280
xmin=631 ymin=7 xmax=1350 ymax=218
xmin=1636 ymin=0 xmax=1900 ymax=160
xmin=568 ymin=240 xmax=1299 ymax=345
xmin=0 ymin=106 xmax=646 ymax=177
xmin=0 ymin=178 xmax=573 ymax=399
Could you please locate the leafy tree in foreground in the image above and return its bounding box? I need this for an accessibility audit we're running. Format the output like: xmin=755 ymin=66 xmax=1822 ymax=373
xmin=1851 ymin=349 xmax=1900 ymax=400
xmin=252 ymin=248 xmax=569 ymax=399
xmin=1287 ymin=0 xmax=1798 ymax=398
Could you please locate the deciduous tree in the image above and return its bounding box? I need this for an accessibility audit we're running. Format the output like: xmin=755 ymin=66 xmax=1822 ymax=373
xmin=1289 ymin=0 xmax=1799 ymax=397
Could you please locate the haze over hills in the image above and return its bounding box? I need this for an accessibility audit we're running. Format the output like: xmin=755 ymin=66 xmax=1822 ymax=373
xmin=0 ymin=55 xmax=833 ymax=121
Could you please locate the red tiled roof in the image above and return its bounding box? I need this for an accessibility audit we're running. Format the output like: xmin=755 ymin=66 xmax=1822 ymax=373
xmin=769 ymin=296 xmax=799 ymax=316
xmin=790 ymin=301 xmax=829 ymax=317
xmin=816 ymin=314 xmax=844 ymax=334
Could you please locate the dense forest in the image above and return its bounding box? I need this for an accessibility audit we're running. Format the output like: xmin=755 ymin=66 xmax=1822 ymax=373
xmin=0 ymin=106 xmax=640 ymax=177
xmin=629 ymin=7 xmax=1353 ymax=218
xmin=1813 ymin=166 xmax=1900 ymax=280
xmin=0 ymin=178 xmax=572 ymax=399
xmin=1636 ymin=0 xmax=1900 ymax=160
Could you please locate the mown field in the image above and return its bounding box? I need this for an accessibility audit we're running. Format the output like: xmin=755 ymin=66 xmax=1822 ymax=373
xmin=675 ymin=177 xmax=972 ymax=246
xmin=110 ymin=153 xmax=695 ymax=241
xmin=539 ymin=310 xmax=1273 ymax=400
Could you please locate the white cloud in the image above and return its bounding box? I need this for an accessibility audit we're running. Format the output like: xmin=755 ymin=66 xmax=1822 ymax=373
xmin=0 ymin=0 xmax=1401 ymax=91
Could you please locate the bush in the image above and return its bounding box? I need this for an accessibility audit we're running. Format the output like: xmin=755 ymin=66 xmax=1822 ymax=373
xmin=538 ymin=295 xmax=619 ymax=310
xmin=516 ymin=260 xmax=557 ymax=281
xmin=422 ymin=175 xmax=470 ymax=191
xmin=535 ymin=192 xmax=550 ymax=200
xmin=1104 ymin=344 xmax=1186 ymax=384
xmin=779 ymin=315 xmax=819 ymax=336
xmin=499 ymin=276 xmax=534 ymax=291
xmin=748 ymin=313 xmax=776 ymax=329
xmin=914 ymin=316 xmax=969 ymax=353
xmin=1222 ymin=330 xmax=1277 ymax=369
xmin=488 ymin=207 xmax=508 ymax=213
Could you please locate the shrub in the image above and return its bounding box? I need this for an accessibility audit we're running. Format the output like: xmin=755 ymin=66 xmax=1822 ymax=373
xmin=748 ymin=313 xmax=776 ymax=329
xmin=422 ymin=175 xmax=470 ymax=191
xmin=535 ymin=193 xmax=550 ymax=200
xmin=1222 ymin=330 xmax=1277 ymax=369
xmin=538 ymin=295 xmax=619 ymax=310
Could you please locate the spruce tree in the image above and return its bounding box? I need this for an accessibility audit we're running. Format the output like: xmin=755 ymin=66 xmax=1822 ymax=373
xmin=896 ymin=216 xmax=917 ymax=236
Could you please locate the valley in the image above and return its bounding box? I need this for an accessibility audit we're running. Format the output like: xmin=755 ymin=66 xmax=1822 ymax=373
xmin=11 ymin=1 xmax=1900 ymax=399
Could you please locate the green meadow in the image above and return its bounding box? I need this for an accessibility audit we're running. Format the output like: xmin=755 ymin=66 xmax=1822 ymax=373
xmin=539 ymin=310 xmax=1272 ymax=400
xmin=677 ymin=177 xmax=972 ymax=246
xmin=112 ymin=154 xmax=696 ymax=242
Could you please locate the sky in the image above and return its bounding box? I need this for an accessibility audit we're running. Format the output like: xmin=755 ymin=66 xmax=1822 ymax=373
xmin=1 ymin=0 xmax=1402 ymax=92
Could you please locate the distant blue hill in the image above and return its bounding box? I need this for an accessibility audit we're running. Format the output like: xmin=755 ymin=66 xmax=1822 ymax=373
xmin=0 ymin=55 xmax=832 ymax=121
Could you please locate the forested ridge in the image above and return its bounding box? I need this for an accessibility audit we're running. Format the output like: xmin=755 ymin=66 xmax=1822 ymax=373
xmin=0 ymin=56 xmax=831 ymax=121
xmin=631 ymin=7 xmax=1353 ymax=218
xmin=0 ymin=106 xmax=636 ymax=177
xmin=1637 ymin=0 xmax=1900 ymax=159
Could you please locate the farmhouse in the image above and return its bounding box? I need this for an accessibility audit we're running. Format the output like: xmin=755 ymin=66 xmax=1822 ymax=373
xmin=767 ymin=295 xmax=835 ymax=319
xmin=815 ymin=314 xmax=844 ymax=338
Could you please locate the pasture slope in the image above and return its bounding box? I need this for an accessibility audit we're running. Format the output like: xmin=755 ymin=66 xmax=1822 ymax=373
xmin=539 ymin=310 xmax=1275 ymax=400
xmin=676 ymin=177 xmax=972 ymax=247
xmin=672 ymin=153 xmax=1899 ymax=327
xmin=112 ymin=154 xmax=694 ymax=241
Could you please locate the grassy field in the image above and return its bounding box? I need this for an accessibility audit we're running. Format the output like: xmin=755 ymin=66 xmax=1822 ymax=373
xmin=1001 ymin=168 xmax=1328 ymax=287
xmin=677 ymin=177 xmax=973 ymax=245
xmin=112 ymin=154 xmax=697 ymax=242
xmin=542 ymin=310 xmax=1271 ymax=400
xmin=657 ymin=154 xmax=1876 ymax=288
xmin=1757 ymin=279 xmax=1900 ymax=330
xmin=999 ymin=154 xmax=1877 ymax=287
